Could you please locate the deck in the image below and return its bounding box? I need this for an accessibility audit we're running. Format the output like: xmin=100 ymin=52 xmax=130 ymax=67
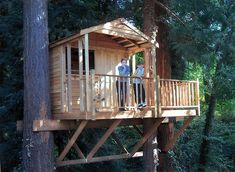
xmin=53 ymin=73 xmax=200 ymax=120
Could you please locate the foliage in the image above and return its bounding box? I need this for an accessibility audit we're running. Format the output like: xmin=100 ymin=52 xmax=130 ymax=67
xmin=0 ymin=0 xmax=235 ymax=171
xmin=0 ymin=0 xmax=23 ymax=171
xmin=168 ymin=0 xmax=235 ymax=99
xmin=166 ymin=0 xmax=235 ymax=170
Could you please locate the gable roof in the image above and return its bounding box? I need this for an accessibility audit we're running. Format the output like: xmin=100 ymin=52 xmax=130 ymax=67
xmin=49 ymin=18 xmax=158 ymax=49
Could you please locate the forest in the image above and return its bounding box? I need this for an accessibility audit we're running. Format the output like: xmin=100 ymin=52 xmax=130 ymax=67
xmin=0 ymin=0 xmax=234 ymax=171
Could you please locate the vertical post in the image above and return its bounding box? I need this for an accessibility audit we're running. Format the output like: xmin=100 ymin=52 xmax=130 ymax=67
xmin=151 ymin=46 xmax=159 ymax=117
xmin=85 ymin=33 xmax=90 ymax=112
xmin=78 ymin=38 xmax=84 ymax=112
xmin=157 ymin=75 xmax=161 ymax=115
xmin=91 ymin=70 xmax=96 ymax=119
xmin=144 ymin=49 xmax=150 ymax=106
xmin=60 ymin=46 xmax=66 ymax=112
xmin=108 ymin=76 xmax=113 ymax=108
xmin=196 ymin=79 xmax=200 ymax=116
xmin=132 ymin=54 xmax=136 ymax=75
xmin=67 ymin=44 xmax=72 ymax=112
xmin=104 ymin=76 xmax=107 ymax=107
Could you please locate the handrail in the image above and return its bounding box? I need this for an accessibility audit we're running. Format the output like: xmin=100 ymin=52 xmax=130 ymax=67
xmin=66 ymin=73 xmax=197 ymax=83
xmin=63 ymin=72 xmax=199 ymax=115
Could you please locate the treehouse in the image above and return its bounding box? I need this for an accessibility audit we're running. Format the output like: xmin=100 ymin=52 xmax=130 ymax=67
xmin=33 ymin=18 xmax=200 ymax=167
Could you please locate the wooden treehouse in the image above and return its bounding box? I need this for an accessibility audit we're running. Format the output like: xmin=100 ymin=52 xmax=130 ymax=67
xmin=33 ymin=18 xmax=200 ymax=167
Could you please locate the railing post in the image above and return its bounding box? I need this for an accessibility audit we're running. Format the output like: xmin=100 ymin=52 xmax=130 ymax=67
xmin=60 ymin=46 xmax=66 ymax=112
xmin=66 ymin=44 xmax=72 ymax=112
xmin=196 ymin=79 xmax=200 ymax=116
xmin=78 ymin=38 xmax=84 ymax=112
xmin=157 ymin=75 xmax=161 ymax=116
xmin=151 ymin=45 xmax=160 ymax=117
xmin=91 ymin=70 xmax=96 ymax=120
xmin=85 ymin=33 xmax=90 ymax=113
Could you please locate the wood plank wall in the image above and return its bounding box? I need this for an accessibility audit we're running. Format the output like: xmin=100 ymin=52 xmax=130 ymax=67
xmin=50 ymin=33 xmax=127 ymax=113
xmin=50 ymin=46 xmax=62 ymax=113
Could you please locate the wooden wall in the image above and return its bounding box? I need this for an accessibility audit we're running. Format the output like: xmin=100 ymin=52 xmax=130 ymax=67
xmin=70 ymin=33 xmax=127 ymax=111
xmin=49 ymin=46 xmax=62 ymax=114
xmin=50 ymin=33 xmax=128 ymax=113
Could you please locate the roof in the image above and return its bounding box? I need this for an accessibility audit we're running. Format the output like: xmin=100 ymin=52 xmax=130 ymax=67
xmin=49 ymin=18 xmax=158 ymax=49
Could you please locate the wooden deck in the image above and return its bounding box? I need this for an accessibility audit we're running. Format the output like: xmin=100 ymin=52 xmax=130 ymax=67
xmin=52 ymin=74 xmax=199 ymax=120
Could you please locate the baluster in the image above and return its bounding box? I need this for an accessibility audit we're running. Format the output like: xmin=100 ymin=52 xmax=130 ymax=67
xmin=104 ymin=76 xmax=107 ymax=107
xmin=191 ymin=83 xmax=195 ymax=105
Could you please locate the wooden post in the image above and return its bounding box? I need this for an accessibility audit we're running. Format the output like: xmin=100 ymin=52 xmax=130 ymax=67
xmin=66 ymin=44 xmax=72 ymax=112
xmin=144 ymin=49 xmax=150 ymax=106
xmin=132 ymin=54 xmax=136 ymax=75
xmin=78 ymin=38 xmax=84 ymax=112
xmin=85 ymin=33 xmax=90 ymax=112
xmin=91 ymin=70 xmax=96 ymax=119
xmin=60 ymin=46 xmax=66 ymax=112
xmin=151 ymin=45 xmax=159 ymax=117
xmin=104 ymin=76 xmax=107 ymax=107
xmin=157 ymin=75 xmax=161 ymax=115
xmin=196 ymin=79 xmax=200 ymax=116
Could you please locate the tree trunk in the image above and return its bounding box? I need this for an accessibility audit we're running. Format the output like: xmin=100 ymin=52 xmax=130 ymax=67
xmin=143 ymin=1 xmax=158 ymax=172
xmin=198 ymin=93 xmax=217 ymax=171
xmin=144 ymin=0 xmax=174 ymax=171
xmin=198 ymin=59 xmax=222 ymax=171
xmin=23 ymin=0 xmax=54 ymax=171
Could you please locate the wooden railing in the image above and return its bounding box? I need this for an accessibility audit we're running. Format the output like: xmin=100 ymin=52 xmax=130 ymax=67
xmin=63 ymin=73 xmax=199 ymax=116
xmin=94 ymin=74 xmax=155 ymax=111
xmin=160 ymin=79 xmax=199 ymax=109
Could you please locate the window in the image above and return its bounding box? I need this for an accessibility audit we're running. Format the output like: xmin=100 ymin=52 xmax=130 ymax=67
xmin=66 ymin=48 xmax=95 ymax=74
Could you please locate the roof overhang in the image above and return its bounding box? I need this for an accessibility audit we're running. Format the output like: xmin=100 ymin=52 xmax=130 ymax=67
xmin=49 ymin=18 xmax=158 ymax=50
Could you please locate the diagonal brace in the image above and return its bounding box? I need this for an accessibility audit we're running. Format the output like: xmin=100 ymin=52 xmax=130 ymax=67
xmin=111 ymin=132 xmax=129 ymax=154
xmin=57 ymin=120 xmax=88 ymax=162
xmin=87 ymin=119 xmax=122 ymax=160
xmin=130 ymin=118 xmax=165 ymax=157
xmin=163 ymin=116 xmax=194 ymax=151
xmin=73 ymin=142 xmax=85 ymax=159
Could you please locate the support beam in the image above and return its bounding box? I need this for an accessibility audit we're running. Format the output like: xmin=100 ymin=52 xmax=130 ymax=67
xmin=73 ymin=143 xmax=85 ymax=159
xmin=111 ymin=133 xmax=129 ymax=154
xmin=87 ymin=119 xmax=122 ymax=160
xmin=133 ymin=125 xmax=143 ymax=136
xmin=130 ymin=118 xmax=165 ymax=157
xmin=125 ymin=38 xmax=140 ymax=48
xmin=57 ymin=121 xmax=88 ymax=162
xmin=32 ymin=119 xmax=144 ymax=132
xmin=56 ymin=151 xmax=143 ymax=167
xmin=163 ymin=116 xmax=194 ymax=151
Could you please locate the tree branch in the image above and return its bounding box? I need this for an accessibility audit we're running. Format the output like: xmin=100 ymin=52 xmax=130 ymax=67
xmin=154 ymin=0 xmax=186 ymax=26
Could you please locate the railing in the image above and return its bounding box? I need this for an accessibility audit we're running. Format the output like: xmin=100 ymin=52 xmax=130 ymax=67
xmin=160 ymin=79 xmax=199 ymax=109
xmin=63 ymin=73 xmax=199 ymax=116
xmin=93 ymin=74 xmax=155 ymax=111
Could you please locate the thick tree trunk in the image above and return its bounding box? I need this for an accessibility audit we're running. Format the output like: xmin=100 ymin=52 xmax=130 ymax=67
xmin=143 ymin=119 xmax=158 ymax=172
xmin=23 ymin=0 xmax=54 ymax=171
xmin=198 ymin=94 xmax=217 ymax=171
xmin=143 ymin=1 xmax=158 ymax=172
xmin=144 ymin=0 xmax=174 ymax=171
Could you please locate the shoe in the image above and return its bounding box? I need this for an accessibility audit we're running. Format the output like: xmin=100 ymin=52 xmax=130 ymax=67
xmin=119 ymin=108 xmax=125 ymax=111
xmin=138 ymin=104 xmax=143 ymax=108
xmin=142 ymin=103 xmax=146 ymax=107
